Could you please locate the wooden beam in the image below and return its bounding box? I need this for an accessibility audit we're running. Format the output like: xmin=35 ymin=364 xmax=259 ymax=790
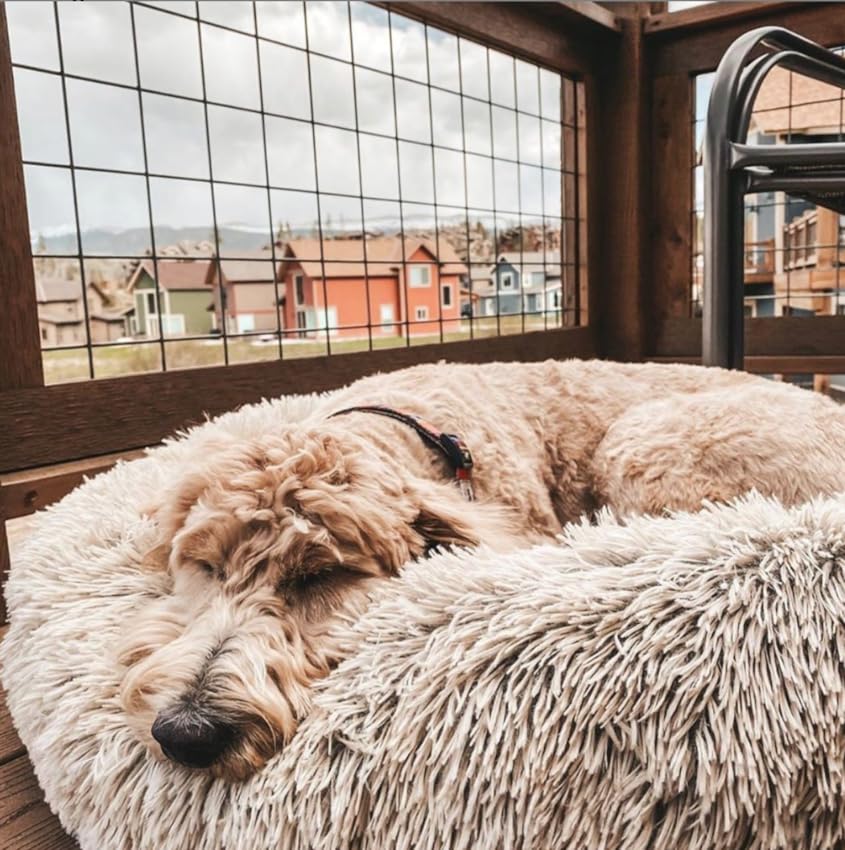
xmin=644 ymin=2 xmax=805 ymax=36
xmin=650 ymin=72 xmax=693 ymax=332
xmin=0 ymin=5 xmax=43 ymax=391
xmin=592 ymin=4 xmax=649 ymax=361
xmin=386 ymin=2 xmax=613 ymax=76
xmin=648 ymin=2 xmax=845 ymax=75
xmin=0 ymin=327 xmax=597 ymax=474
xmin=549 ymin=2 xmax=622 ymax=34
xmin=655 ymin=316 xmax=845 ymax=359
xmin=0 ymin=449 xmax=148 ymax=521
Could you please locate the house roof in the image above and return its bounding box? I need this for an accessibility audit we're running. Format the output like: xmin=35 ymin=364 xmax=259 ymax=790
xmin=128 ymin=259 xmax=214 ymax=292
xmin=219 ymin=255 xmax=277 ymax=283
xmin=495 ymin=251 xmax=562 ymax=290
xmin=496 ymin=250 xmax=561 ymax=266
xmin=91 ymin=304 xmax=134 ymax=321
xmin=38 ymin=309 xmax=82 ymax=326
xmin=35 ymin=278 xmax=81 ymax=303
xmin=279 ymin=237 xmax=468 ymax=279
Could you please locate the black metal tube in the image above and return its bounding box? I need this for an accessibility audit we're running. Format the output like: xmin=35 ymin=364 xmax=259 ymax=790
xmin=703 ymin=26 xmax=845 ymax=369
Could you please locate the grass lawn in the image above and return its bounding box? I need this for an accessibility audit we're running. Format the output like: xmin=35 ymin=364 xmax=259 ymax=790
xmin=42 ymin=314 xmax=565 ymax=384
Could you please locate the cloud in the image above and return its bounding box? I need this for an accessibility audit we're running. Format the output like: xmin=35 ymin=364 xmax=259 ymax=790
xmin=7 ymin=0 xmax=564 ymax=255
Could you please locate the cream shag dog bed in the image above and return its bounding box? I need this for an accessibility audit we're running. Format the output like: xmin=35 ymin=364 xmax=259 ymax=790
xmin=4 ymin=391 xmax=845 ymax=850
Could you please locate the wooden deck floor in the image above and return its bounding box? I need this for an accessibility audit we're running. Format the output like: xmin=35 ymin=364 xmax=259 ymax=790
xmin=0 ymin=627 xmax=79 ymax=850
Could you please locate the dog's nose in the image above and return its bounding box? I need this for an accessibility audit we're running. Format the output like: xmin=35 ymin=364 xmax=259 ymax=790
xmin=151 ymin=710 xmax=235 ymax=769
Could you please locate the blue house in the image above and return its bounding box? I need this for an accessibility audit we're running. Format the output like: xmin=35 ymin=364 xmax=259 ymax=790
xmin=480 ymin=251 xmax=561 ymax=317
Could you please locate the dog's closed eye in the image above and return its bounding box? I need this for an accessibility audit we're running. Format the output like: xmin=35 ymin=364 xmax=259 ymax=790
xmin=280 ymin=566 xmax=360 ymax=598
xmin=196 ymin=561 xmax=219 ymax=579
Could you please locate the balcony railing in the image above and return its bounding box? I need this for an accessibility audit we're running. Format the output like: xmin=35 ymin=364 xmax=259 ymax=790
xmin=744 ymin=238 xmax=775 ymax=280
xmin=783 ymin=208 xmax=844 ymax=270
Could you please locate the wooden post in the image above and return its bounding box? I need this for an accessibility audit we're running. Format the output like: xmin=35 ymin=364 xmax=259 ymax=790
xmin=0 ymin=5 xmax=44 ymax=392
xmin=0 ymin=522 xmax=8 ymax=625
xmin=1 ymin=5 xmax=44 ymax=614
xmin=592 ymin=3 xmax=651 ymax=361
xmin=651 ymin=72 xmax=694 ymax=331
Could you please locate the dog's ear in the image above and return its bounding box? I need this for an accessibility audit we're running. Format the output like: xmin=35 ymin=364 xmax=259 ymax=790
xmin=140 ymin=465 xmax=216 ymax=571
xmin=411 ymin=478 xmax=487 ymax=550
xmin=412 ymin=480 xmax=524 ymax=554
xmin=413 ymin=499 xmax=481 ymax=549
xmin=139 ymin=543 xmax=171 ymax=573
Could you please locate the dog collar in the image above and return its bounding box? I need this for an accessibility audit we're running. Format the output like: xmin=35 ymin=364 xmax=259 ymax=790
xmin=329 ymin=405 xmax=475 ymax=501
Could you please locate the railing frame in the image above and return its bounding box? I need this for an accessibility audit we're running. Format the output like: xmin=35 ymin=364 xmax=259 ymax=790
xmin=0 ymin=2 xmax=619 ymax=479
xmin=5 ymin=3 xmax=845 ymax=486
xmin=646 ymin=1 xmax=845 ymax=367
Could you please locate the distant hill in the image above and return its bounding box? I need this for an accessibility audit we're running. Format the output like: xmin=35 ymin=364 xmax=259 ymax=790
xmin=35 ymin=226 xmax=316 ymax=256
xmin=34 ymin=213 xmax=477 ymax=257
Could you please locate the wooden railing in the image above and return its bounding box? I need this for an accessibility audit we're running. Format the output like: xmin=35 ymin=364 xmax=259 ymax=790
xmin=783 ymin=208 xmax=845 ymax=271
xmin=745 ymin=238 xmax=776 ymax=279
xmin=1 ymin=0 xmax=614 ymax=608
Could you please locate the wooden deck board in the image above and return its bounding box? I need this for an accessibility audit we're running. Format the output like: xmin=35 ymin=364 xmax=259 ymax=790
xmin=0 ymin=624 xmax=79 ymax=848
xmin=0 ymin=686 xmax=24 ymax=765
xmin=0 ymin=755 xmax=79 ymax=850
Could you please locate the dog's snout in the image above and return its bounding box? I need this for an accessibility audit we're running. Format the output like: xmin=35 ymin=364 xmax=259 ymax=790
xmin=152 ymin=708 xmax=236 ymax=769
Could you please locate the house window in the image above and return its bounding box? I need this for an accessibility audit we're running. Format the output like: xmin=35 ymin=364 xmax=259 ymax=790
xmin=41 ymin=327 xmax=47 ymax=342
xmin=294 ymin=273 xmax=305 ymax=305
xmin=142 ymin=290 xmax=157 ymax=315
xmin=161 ymin=314 xmax=186 ymax=335
xmin=236 ymin=314 xmax=256 ymax=333
xmin=296 ymin=309 xmax=308 ymax=338
xmin=415 ymin=306 xmax=429 ymax=320
xmin=501 ymin=273 xmax=514 ymax=289
xmin=442 ymin=284 xmax=452 ymax=307
xmin=531 ymin=271 xmax=545 ymax=285
xmin=409 ymin=265 xmax=431 ymax=287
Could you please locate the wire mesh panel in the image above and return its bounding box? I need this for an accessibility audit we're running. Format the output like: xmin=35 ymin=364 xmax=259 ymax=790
xmin=6 ymin=0 xmax=585 ymax=384
xmin=692 ymin=54 xmax=845 ymax=325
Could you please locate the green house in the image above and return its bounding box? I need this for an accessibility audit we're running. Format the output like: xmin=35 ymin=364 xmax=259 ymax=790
xmin=127 ymin=260 xmax=217 ymax=337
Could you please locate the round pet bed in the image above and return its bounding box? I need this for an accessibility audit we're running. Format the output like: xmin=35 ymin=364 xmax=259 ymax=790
xmin=3 ymin=391 xmax=845 ymax=850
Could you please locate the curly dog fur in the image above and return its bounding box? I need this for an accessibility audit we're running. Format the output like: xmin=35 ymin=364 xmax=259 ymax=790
xmin=119 ymin=359 xmax=845 ymax=779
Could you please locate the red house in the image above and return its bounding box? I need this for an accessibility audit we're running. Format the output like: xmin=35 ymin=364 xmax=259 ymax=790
xmin=278 ymin=237 xmax=466 ymax=339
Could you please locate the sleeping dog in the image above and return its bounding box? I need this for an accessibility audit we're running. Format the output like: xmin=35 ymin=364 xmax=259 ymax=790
xmin=120 ymin=359 xmax=845 ymax=779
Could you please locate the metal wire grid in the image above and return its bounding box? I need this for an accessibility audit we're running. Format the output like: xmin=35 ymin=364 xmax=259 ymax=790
xmin=8 ymin=0 xmax=582 ymax=382
xmin=691 ymin=52 xmax=845 ymax=319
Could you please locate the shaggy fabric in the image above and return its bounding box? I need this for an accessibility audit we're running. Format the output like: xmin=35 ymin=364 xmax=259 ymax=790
xmin=4 ymin=391 xmax=845 ymax=849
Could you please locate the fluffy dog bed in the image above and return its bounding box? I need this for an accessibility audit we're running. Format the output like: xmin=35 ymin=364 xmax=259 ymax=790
xmin=4 ymin=391 xmax=845 ymax=850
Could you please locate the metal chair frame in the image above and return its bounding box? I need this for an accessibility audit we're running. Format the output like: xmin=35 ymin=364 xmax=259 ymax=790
xmin=703 ymin=27 xmax=845 ymax=369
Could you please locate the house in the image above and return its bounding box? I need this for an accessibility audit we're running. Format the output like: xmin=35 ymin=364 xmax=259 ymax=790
xmin=278 ymin=237 xmax=466 ymax=338
xmin=462 ymin=266 xmax=493 ymax=316
xmin=127 ymin=259 xmax=216 ymax=337
xmin=87 ymin=281 xmax=134 ymax=342
xmin=35 ymin=277 xmax=85 ymax=347
xmin=743 ymin=67 xmax=845 ymax=318
xmin=36 ymin=277 xmax=131 ymax=346
xmin=215 ymin=254 xmax=284 ymax=334
xmin=482 ymin=251 xmax=562 ymax=317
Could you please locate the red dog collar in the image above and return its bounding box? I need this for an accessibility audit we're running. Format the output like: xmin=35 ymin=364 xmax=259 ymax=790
xmin=329 ymin=405 xmax=475 ymax=501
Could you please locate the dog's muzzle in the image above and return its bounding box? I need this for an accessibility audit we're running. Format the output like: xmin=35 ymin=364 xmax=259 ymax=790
xmin=152 ymin=706 xmax=237 ymax=769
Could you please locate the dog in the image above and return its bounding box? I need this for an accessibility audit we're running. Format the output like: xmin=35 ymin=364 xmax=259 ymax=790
xmin=119 ymin=359 xmax=845 ymax=780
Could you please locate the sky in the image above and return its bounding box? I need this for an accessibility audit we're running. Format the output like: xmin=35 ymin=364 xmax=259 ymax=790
xmin=7 ymin=1 xmax=566 ymax=256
